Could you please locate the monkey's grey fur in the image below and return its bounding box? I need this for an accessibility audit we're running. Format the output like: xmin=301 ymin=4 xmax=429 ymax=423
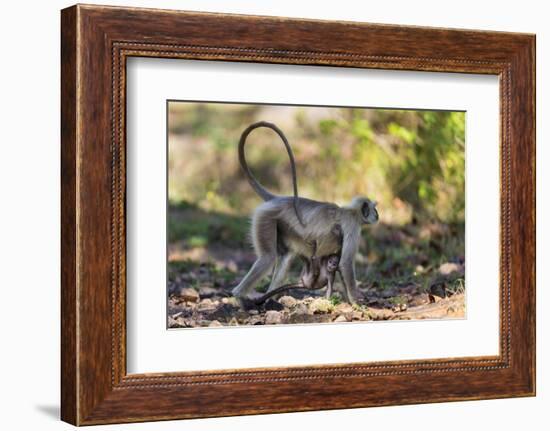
xmin=233 ymin=121 xmax=378 ymax=303
xmin=232 ymin=195 xmax=378 ymax=303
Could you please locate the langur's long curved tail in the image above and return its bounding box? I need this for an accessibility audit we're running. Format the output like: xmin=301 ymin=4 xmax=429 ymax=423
xmin=239 ymin=121 xmax=304 ymax=226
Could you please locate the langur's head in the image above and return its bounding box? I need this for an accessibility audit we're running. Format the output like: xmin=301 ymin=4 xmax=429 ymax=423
xmin=349 ymin=196 xmax=379 ymax=225
xmin=326 ymin=255 xmax=340 ymax=272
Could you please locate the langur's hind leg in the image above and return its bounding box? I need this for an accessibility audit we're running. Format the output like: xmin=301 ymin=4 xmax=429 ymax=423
xmin=339 ymin=263 xmax=356 ymax=304
xmin=266 ymin=252 xmax=294 ymax=293
xmin=232 ymin=255 xmax=276 ymax=298
xmin=232 ymin=211 xmax=278 ymax=298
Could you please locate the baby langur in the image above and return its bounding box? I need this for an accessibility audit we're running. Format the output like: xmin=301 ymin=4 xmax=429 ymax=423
xmin=233 ymin=121 xmax=379 ymax=304
xmin=255 ymin=244 xmax=341 ymax=305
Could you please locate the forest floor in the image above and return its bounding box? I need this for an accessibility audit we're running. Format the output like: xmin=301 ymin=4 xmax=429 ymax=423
xmin=167 ymin=204 xmax=465 ymax=328
xmin=168 ymin=284 xmax=465 ymax=328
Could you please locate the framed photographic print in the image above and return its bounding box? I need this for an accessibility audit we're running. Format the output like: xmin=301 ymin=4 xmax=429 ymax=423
xmin=61 ymin=4 xmax=535 ymax=425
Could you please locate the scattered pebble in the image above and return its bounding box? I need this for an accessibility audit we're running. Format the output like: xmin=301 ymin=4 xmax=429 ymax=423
xmin=335 ymin=303 xmax=354 ymax=314
xmin=265 ymin=310 xmax=282 ymax=325
xmin=197 ymin=298 xmax=217 ymax=312
xmin=208 ymin=320 xmax=222 ymax=327
xmin=178 ymin=287 xmax=200 ymax=303
xmin=278 ymin=295 xmax=297 ymax=308
xmin=439 ymin=262 xmax=461 ymax=276
xmin=222 ymin=297 xmax=240 ymax=306
xmin=351 ymin=310 xmax=364 ymax=320
xmin=198 ymin=286 xmax=219 ymax=298
xmin=293 ymin=303 xmax=309 ymax=316
xmin=308 ymin=298 xmax=334 ymax=314
xmin=167 ymin=282 xmax=465 ymax=327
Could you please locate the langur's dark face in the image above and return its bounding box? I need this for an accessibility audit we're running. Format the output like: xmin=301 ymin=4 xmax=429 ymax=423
xmin=326 ymin=255 xmax=339 ymax=272
xmin=361 ymin=199 xmax=379 ymax=224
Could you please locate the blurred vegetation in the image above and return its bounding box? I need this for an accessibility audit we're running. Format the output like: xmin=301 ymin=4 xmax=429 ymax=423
xmin=168 ymin=103 xmax=465 ymax=225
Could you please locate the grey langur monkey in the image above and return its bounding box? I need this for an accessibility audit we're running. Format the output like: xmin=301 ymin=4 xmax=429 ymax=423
xmin=232 ymin=121 xmax=379 ymax=303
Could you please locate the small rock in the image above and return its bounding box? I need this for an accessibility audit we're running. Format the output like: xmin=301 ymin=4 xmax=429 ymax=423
xmin=333 ymin=315 xmax=348 ymax=323
xmin=222 ymin=297 xmax=240 ymax=307
xmin=368 ymin=309 xmax=393 ymax=320
xmin=308 ymin=298 xmax=334 ymax=314
xmin=228 ymin=317 xmax=239 ymax=326
xmin=316 ymin=314 xmax=335 ymax=323
xmin=439 ymin=262 xmax=461 ymax=276
xmin=335 ymin=303 xmax=354 ymax=314
xmin=197 ymin=298 xmax=217 ymax=312
xmin=197 ymin=320 xmax=212 ymax=326
xmin=265 ymin=310 xmax=282 ymax=325
xmin=278 ymin=295 xmax=297 ymax=308
xmin=351 ymin=310 xmax=364 ymax=320
xmin=293 ymin=303 xmax=309 ymax=315
xmin=249 ymin=309 xmax=259 ymax=315
xmin=185 ymin=301 xmax=198 ymax=309
xmin=287 ymin=313 xmax=311 ymax=324
xmin=248 ymin=316 xmax=264 ymax=325
xmin=208 ymin=320 xmax=223 ymax=327
xmin=186 ymin=319 xmax=199 ymax=328
xmin=226 ymin=261 xmax=238 ymax=273
xmin=198 ymin=286 xmax=219 ymax=298
xmin=179 ymin=287 xmax=200 ymax=303
xmin=409 ymin=292 xmax=430 ymax=306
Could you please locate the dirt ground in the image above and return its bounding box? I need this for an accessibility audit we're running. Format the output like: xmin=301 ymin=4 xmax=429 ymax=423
xmin=167 ymin=262 xmax=465 ymax=329
xmin=167 ymin=216 xmax=465 ymax=329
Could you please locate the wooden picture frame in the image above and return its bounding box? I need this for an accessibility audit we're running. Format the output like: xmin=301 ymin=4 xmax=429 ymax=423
xmin=61 ymin=4 xmax=535 ymax=425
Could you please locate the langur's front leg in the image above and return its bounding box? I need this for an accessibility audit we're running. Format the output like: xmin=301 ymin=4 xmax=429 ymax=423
xmin=267 ymin=252 xmax=294 ymax=293
xmin=339 ymin=258 xmax=357 ymax=304
xmin=339 ymin=230 xmax=360 ymax=304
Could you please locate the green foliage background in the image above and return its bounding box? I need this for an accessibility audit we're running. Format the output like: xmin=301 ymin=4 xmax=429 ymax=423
xmin=168 ymin=102 xmax=465 ymax=225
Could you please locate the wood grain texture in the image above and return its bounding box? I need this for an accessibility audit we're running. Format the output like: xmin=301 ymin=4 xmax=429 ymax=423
xmin=60 ymin=4 xmax=535 ymax=425
xmin=60 ymin=5 xmax=78 ymax=425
